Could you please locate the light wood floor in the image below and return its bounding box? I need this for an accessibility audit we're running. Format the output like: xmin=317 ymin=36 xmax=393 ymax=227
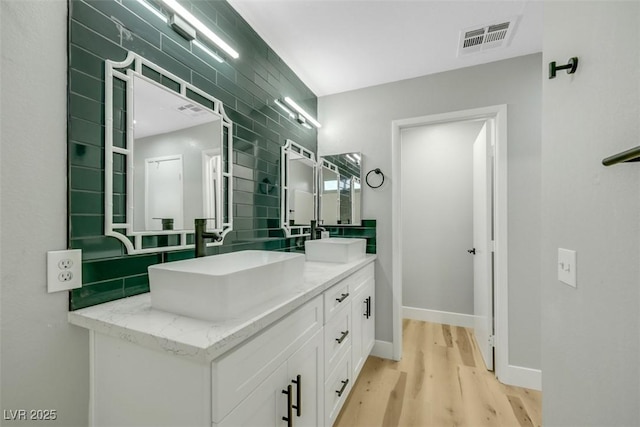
xmin=335 ymin=319 xmax=541 ymax=427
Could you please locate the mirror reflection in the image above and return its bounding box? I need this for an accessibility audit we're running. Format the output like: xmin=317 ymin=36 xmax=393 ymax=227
xmin=132 ymin=75 xmax=222 ymax=232
xmin=281 ymin=140 xmax=317 ymax=236
xmin=319 ymin=152 xmax=362 ymax=226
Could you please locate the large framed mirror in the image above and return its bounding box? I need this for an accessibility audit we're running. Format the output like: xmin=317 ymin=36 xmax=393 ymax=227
xmin=318 ymin=152 xmax=362 ymax=226
xmin=281 ymin=139 xmax=317 ymax=236
xmin=105 ymin=52 xmax=233 ymax=254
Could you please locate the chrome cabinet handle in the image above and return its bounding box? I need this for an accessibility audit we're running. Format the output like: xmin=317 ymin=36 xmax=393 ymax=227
xmin=336 ymin=293 xmax=349 ymax=303
xmin=336 ymin=379 xmax=349 ymax=397
xmin=336 ymin=330 xmax=349 ymax=344
xmin=292 ymin=375 xmax=301 ymax=417
xmin=282 ymin=385 xmax=293 ymax=427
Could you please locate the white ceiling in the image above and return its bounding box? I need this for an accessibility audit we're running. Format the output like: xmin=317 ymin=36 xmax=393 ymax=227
xmin=227 ymin=0 xmax=543 ymax=97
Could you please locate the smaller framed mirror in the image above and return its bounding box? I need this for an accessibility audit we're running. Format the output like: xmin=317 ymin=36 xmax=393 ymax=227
xmin=281 ymin=139 xmax=317 ymax=236
xmin=318 ymin=152 xmax=362 ymax=226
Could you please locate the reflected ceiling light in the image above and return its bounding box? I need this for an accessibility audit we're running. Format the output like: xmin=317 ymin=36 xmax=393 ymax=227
xmin=346 ymin=154 xmax=360 ymax=165
xmin=136 ymin=0 xmax=168 ymax=23
xmin=160 ymin=0 xmax=239 ymax=59
xmin=193 ymin=40 xmax=224 ymax=63
xmin=274 ymin=99 xmax=295 ymax=119
xmin=283 ymin=97 xmax=322 ymax=128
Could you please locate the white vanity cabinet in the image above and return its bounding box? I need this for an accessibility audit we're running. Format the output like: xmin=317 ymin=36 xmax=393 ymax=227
xmin=322 ymin=262 xmax=375 ymax=426
xmin=73 ymin=258 xmax=376 ymax=427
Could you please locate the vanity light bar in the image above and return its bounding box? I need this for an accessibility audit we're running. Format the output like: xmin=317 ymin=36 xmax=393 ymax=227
xmin=283 ymin=97 xmax=322 ymax=128
xmin=160 ymin=0 xmax=240 ymax=59
xmin=274 ymin=99 xmax=296 ymax=118
xmin=136 ymin=0 xmax=168 ymax=23
xmin=193 ymin=40 xmax=224 ymax=63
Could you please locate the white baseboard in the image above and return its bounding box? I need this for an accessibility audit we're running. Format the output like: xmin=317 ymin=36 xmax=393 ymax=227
xmin=498 ymin=365 xmax=542 ymax=391
xmin=371 ymin=340 xmax=394 ymax=360
xmin=403 ymin=306 xmax=476 ymax=328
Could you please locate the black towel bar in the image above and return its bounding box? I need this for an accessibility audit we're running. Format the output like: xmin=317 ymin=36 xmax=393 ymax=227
xmin=602 ymin=145 xmax=640 ymax=166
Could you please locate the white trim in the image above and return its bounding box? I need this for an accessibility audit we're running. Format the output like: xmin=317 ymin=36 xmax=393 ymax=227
xmin=391 ymin=105 xmax=509 ymax=381
xmin=499 ymin=365 xmax=542 ymax=391
xmin=89 ymin=330 xmax=95 ymax=427
xmin=403 ymin=306 xmax=475 ymax=328
xmin=371 ymin=340 xmax=394 ymax=360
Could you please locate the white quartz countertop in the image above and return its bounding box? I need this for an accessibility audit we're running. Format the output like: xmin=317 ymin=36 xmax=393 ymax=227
xmin=68 ymin=254 xmax=376 ymax=363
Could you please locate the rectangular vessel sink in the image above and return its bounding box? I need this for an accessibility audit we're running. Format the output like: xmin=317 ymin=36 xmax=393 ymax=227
xmin=148 ymin=250 xmax=305 ymax=322
xmin=304 ymin=238 xmax=367 ymax=263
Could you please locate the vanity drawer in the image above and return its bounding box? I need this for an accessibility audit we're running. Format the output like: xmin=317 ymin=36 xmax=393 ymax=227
xmin=324 ymin=349 xmax=352 ymax=427
xmin=324 ymin=280 xmax=351 ymax=321
xmin=211 ymin=295 xmax=323 ymax=423
xmin=324 ymin=302 xmax=351 ymax=376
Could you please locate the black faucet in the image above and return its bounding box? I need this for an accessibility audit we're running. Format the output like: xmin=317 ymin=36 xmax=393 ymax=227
xmin=194 ymin=218 xmax=223 ymax=257
xmin=309 ymin=220 xmax=326 ymax=240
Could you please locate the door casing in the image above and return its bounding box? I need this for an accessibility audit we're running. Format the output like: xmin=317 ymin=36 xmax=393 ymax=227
xmin=391 ymin=105 xmax=508 ymax=382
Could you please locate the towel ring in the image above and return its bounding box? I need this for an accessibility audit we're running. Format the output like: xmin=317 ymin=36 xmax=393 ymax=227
xmin=366 ymin=168 xmax=385 ymax=188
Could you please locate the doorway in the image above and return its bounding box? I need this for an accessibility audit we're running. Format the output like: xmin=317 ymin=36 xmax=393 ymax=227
xmin=391 ymin=105 xmax=508 ymax=381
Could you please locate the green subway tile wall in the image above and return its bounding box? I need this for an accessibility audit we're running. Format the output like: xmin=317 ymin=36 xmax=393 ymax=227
xmin=68 ymin=0 xmax=320 ymax=310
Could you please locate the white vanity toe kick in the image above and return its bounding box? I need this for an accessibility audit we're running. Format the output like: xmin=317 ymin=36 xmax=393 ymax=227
xmin=68 ymin=255 xmax=375 ymax=363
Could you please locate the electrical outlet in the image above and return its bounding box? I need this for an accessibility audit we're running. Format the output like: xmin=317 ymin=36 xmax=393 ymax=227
xmin=47 ymin=249 xmax=82 ymax=293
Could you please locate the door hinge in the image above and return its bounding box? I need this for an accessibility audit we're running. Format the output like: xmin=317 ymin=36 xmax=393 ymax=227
xmin=490 ymin=240 xmax=495 ymax=252
xmin=488 ymin=335 xmax=496 ymax=347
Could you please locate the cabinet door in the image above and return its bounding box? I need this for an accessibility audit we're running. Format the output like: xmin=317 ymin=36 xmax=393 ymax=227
xmin=287 ymin=329 xmax=324 ymax=427
xmin=362 ymin=278 xmax=375 ymax=357
xmin=351 ymin=286 xmax=366 ymax=378
xmin=216 ymin=364 xmax=288 ymax=427
xmin=352 ymin=277 xmax=375 ymax=378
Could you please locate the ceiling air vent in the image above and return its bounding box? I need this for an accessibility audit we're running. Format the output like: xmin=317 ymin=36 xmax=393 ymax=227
xmin=458 ymin=16 xmax=519 ymax=56
xmin=176 ymin=103 xmax=208 ymax=118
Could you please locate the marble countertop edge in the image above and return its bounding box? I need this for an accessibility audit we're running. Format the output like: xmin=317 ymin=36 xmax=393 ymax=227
xmin=68 ymin=255 xmax=376 ymax=362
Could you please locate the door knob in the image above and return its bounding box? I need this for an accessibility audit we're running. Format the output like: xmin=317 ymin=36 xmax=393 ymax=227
xmin=467 ymin=248 xmax=476 ymax=255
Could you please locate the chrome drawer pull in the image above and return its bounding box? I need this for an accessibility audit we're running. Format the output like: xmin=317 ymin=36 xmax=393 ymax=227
xmin=335 ymin=379 xmax=349 ymax=397
xmin=335 ymin=330 xmax=349 ymax=344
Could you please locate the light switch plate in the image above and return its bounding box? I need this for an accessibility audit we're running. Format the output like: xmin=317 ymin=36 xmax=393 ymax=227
xmin=557 ymin=248 xmax=577 ymax=288
xmin=47 ymin=249 xmax=82 ymax=293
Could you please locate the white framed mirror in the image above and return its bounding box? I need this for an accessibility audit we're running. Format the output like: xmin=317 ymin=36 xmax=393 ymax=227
xmin=281 ymin=139 xmax=317 ymax=237
xmin=104 ymin=52 xmax=233 ymax=254
xmin=318 ymin=152 xmax=362 ymax=225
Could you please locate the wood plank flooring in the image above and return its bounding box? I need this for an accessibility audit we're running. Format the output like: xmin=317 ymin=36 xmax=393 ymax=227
xmin=335 ymin=320 xmax=541 ymax=427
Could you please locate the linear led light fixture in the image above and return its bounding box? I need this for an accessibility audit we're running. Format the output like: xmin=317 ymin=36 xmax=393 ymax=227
xmin=160 ymin=0 xmax=239 ymax=59
xmin=274 ymin=99 xmax=296 ymax=118
xmin=136 ymin=0 xmax=168 ymax=22
xmin=193 ymin=40 xmax=224 ymax=63
xmin=283 ymin=97 xmax=322 ymax=128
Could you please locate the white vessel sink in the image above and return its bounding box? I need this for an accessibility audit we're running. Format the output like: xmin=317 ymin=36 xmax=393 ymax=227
xmin=148 ymin=250 xmax=305 ymax=322
xmin=304 ymin=238 xmax=367 ymax=263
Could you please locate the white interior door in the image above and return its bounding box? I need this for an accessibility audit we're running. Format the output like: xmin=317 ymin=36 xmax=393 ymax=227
xmin=472 ymin=122 xmax=494 ymax=371
xmin=145 ymin=155 xmax=184 ymax=230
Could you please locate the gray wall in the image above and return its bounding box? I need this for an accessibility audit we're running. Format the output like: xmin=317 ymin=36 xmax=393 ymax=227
xmin=0 ymin=1 xmax=90 ymax=425
xmin=319 ymin=53 xmax=542 ymax=369
xmin=542 ymin=2 xmax=640 ymax=425
xmin=401 ymin=121 xmax=484 ymax=315
xmin=133 ymin=121 xmax=222 ymax=231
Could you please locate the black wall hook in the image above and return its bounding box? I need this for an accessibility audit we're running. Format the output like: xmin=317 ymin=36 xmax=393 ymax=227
xmin=549 ymin=57 xmax=578 ymax=79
